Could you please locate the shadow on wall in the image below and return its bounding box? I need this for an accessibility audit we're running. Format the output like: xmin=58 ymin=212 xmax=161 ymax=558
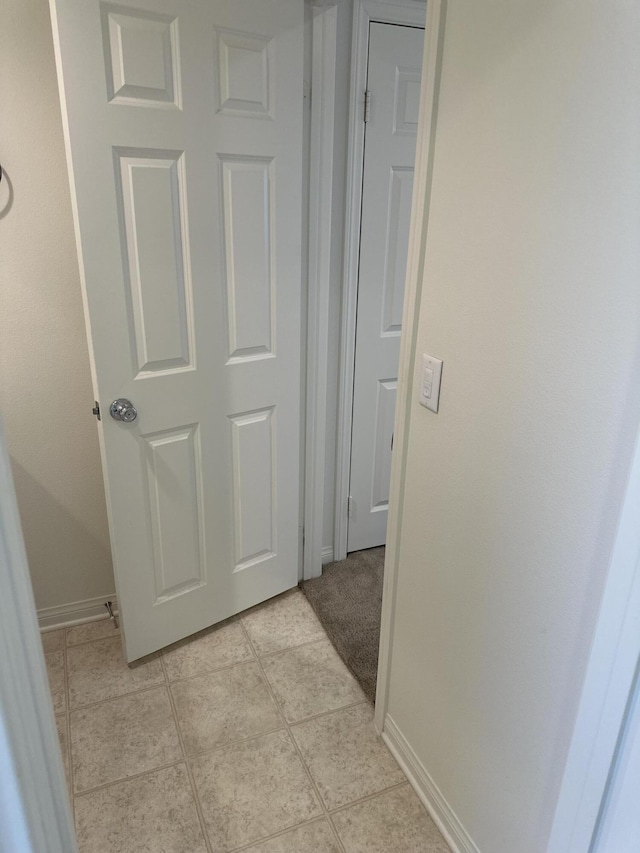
xmin=10 ymin=458 xmax=114 ymax=611
xmin=0 ymin=169 xmax=14 ymax=220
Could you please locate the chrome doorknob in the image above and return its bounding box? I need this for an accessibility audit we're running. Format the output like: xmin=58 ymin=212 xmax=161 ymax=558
xmin=109 ymin=398 xmax=137 ymax=423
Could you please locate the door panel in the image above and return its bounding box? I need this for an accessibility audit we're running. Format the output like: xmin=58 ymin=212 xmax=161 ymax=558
xmin=51 ymin=0 xmax=303 ymax=660
xmin=229 ymin=407 xmax=276 ymax=571
xmin=381 ymin=167 xmax=415 ymax=335
xmin=115 ymin=149 xmax=195 ymax=374
xmin=143 ymin=424 xmax=205 ymax=602
xmin=221 ymin=156 xmax=275 ymax=361
xmin=371 ymin=379 xmax=398 ymax=510
xmin=347 ymin=22 xmax=423 ymax=552
xmin=102 ymin=4 xmax=181 ymax=108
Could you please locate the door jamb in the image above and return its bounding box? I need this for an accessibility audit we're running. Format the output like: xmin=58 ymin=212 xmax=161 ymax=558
xmin=303 ymin=0 xmax=338 ymax=581
xmin=0 ymin=421 xmax=78 ymax=852
xmin=333 ymin=0 xmax=426 ymax=563
xmin=372 ymin=0 xmax=442 ymax=731
xmin=545 ymin=423 xmax=640 ymax=852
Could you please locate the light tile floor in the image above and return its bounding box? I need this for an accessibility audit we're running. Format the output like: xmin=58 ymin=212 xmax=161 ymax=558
xmin=44 ymin=589 xmax=451 ymax=853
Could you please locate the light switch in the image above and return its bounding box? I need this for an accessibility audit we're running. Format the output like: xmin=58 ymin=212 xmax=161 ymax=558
xmin=418 ymin=353 xmax=442 ymax=412
xmin=422 ymin=366 xmax=434 ymax=399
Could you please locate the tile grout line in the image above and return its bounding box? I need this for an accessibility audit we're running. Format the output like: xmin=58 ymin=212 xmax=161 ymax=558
xmin=63 ymin=634 xmax=284 ymax=714
xmin=236 ymin=631 xmax=330 ymax=662
xmin=64 ymin=626 xmax=121 ymax=650
xmin=71 ymin=766 xmax=411 ymax=851
xmin=66 ymin=675 xmax=167 ymax=714
xmin=162 ymin=627 xmax=335 ymax=683
xmin=60 ymin=627 xmax=76 ymax=828
xmin=72 ymin=758 xmax=186 ymax=799
xmin=184 ymin=722 xmax=290 ymax=761
xmin=160 ymin=654 xmax=215 ymax=853
xmin=239 ymin=619 xmax=349 ymax=853
xmin=158 ymin=637 xmax=363 ymax=695
xmin=68 ymin=674 xmax=367 ymax=730
xmin=287 ymin=697 xmax=370 ymax=728
xmin=228 ymin=816 xmax=339 ymax=853
xmin=170 ymin=700 xmax=398 ymax=776
xmin=163 ymin=649 xmax=368 ymax=730
xmin=327 ymin=780 xmax=411 ymax=816
xmin=163 ymin=652 xmax=262 ymax=687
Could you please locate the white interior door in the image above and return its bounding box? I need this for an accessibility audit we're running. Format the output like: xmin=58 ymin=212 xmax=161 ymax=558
xmin=347 ymin=22 xmax=424 ymax=553
xmin=50 ymin=0 xmax=304 ymax=661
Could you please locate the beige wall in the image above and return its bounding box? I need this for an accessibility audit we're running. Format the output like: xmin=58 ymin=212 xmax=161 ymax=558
xmin=0 ymin=0 xmax=114 ymax=612
xmin=385 ymin=2 xmax=640 ymax=852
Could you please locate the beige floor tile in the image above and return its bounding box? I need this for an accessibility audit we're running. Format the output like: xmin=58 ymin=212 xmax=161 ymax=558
xmin=291 ymin=703 xmax=404 ymax=809
xmin=42 ymin=629 xmax=65 ymax=653
xmin=55 ymin=714 xmax=70 ymax=792
xmin=261 ymin=640 xmax=365 ymax=722
xmin=67 ymin=636 xmax=163 ymax=708
xmin=241 ymin=820 xmax=342 ymax=853
xmin=191 ymin=729 xmax=322 ymax=851
xmin=74 ymin=764 xmax=207 ymax=853
xmin=171 ymin=660 xmax=282 ymax=755
xmin=163 ymin=619 xmax=253 ymax=681
xmin=332 ymin=785 xmax=451 ymax=853
xmin=45 ymin=651 xmax=66 ymax=714
xmin=67 ymin=618 xmax=119 ymax=646
xmin=242 ymin=590 xmax=325 ymax=656
xmin=70 ymin=687 xmax=182 ymax=792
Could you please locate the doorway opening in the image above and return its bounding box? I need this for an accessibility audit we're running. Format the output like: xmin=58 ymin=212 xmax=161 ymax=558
xmin=303 ymin=1 xmax=426 ymax=703
xmin=330 ymin=1 xmax=426 ymax=570
xmin=346 ymin=20 xmax=425 ymax=555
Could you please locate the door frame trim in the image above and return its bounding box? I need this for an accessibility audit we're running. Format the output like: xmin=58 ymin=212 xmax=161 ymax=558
xmin=373 ymin=0 xmax=441 ymax=731
xmin=333 ymin=0 xmax=426 ymax=563
xmin=546 ymin=423 xmax=640 ymax=852
xmin=0 ymin=421 xmax=78 ymax=853
xmin=303 ymin=1 xmax=338 ymax=581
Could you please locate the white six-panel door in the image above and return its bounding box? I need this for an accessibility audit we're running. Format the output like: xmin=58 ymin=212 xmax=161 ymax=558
xmin=50 ymin=0 xmax=304 ymax=660
xmin=347 ymin=22 xmax=424 ymax=552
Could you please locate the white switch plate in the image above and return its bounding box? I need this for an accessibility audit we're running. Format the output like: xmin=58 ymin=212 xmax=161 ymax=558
xmin=419 ymin=353 xmax=443 ymax=412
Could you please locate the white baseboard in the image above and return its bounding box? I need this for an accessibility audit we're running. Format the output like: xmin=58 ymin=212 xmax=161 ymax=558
xmin=38 ymin=594 xmax=118 ymax=631
xmin=322 ymin=546 xmax=334 ymax=565
xmin=383 ymin=714 xmax=480 ymax=853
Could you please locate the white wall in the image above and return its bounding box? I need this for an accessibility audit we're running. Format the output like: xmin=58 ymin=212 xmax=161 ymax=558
xmin=0 ymin=0 xmax=114 ymax=612
xmin=384 ymin=2 xmax=640 ymax=852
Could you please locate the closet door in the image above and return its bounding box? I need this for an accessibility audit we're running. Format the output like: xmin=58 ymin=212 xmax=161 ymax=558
xmin=348 ymin=22 xmax=424 ymax=552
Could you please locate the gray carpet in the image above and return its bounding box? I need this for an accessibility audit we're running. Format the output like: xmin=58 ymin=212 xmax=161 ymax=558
xmin=301 ymin=547 xmax=384 ymax=704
